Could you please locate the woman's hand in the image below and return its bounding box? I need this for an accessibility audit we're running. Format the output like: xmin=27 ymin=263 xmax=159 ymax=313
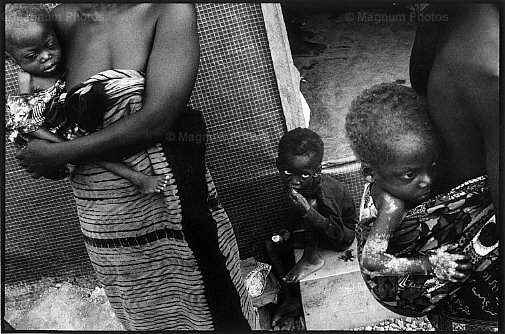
xmin=15 ymin=139 xmax=65 ymax=180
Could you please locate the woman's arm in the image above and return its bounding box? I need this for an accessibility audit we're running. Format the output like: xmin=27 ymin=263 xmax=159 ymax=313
xmin=16 ymin=4 xmax=200 ymax=177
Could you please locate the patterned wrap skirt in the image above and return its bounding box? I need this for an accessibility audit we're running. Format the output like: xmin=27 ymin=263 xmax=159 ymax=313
xmin=67 ymin=69 xmax=258 ymax=330
xmin=356 ymin=176 xmax=498 ymax=330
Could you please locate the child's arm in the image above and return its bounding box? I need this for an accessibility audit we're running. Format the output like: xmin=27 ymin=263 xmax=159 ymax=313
xmin=301 ymin=189 xmax=356 ymax=248
xmin=361 ymin=189 xmax=471 ymax=282
xmin=26 ymin=128 xmax=66 ymax=143
xmin=17 ymin=71 xmax=33 ymax=94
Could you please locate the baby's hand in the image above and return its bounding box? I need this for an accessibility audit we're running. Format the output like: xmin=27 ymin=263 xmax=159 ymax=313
xmin=428 ymin=244 xmax=472 ymax=282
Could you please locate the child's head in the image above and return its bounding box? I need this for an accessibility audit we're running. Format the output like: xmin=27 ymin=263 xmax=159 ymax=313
xmin=5 ymin=4 xmax=62 ymax=77
xmin=276 ymin=127 xmax=324 ymax=196
xmin=345 ymin=83 xmax=438 ymax=203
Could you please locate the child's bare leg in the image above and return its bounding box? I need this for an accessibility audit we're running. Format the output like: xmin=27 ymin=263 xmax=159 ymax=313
xmin=284 ymin=228 xmax=324 ymax=283
xmin=99 ymin=161 xmax=169 ymax=194
xmin=266 ymin=234 xmax=303 ymax=327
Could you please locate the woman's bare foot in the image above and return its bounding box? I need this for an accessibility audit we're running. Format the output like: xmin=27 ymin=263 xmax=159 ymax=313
xmin=283 ymin=251 xmax=324 ymax=283
xmin=271 ymin=295 xmax=302 ymax=328
xmin=135 ymin=174 xmax=169 ymax=194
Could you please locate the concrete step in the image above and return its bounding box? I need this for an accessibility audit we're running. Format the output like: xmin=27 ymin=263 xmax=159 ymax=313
xmin=295 ymin=240 xmax=400 ymax=330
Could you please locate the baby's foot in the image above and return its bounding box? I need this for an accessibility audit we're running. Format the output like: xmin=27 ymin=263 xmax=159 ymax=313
xmin=137 ymin=174 xmax=169 ymax=194
xmin=284 ymin=251 xmax=324 ymax=283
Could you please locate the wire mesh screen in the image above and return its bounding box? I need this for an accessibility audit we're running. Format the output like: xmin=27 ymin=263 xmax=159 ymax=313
xmin=189 ymin=3 xmax=291 ymax=258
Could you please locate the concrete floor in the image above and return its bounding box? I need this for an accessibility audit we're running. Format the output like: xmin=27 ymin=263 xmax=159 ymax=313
xmin=3 ymin=5 xmax=418 ymax=331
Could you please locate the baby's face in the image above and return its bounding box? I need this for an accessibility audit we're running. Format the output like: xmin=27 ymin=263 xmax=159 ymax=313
xmin=277 ymin=153 xmax=321 ymax=196
xmin=374 ymin=134 xmax=437 ymax=203
xmin=9 ymin=23 xmax=62 ymax=77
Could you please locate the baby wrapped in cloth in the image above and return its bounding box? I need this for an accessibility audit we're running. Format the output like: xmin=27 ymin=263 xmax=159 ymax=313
xmin=356 ymin=175 xmax=498 ymax=319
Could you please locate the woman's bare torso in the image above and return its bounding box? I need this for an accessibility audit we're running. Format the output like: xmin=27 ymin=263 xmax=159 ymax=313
xmin=52 ymin=4 xmax=159 ymax=88
xmin=426 ymin=4 xmax=498 ymax=202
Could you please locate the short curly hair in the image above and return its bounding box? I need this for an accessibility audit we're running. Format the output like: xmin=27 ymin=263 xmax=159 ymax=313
xmin=345 ymin=83 xmax=437 ymax=167
xmin=5 ymin=4 xmax=52 ymax=53
xmin=278 ymin=127 xmax=324 ymax=163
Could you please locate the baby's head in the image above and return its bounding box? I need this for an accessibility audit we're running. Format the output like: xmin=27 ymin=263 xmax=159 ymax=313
xmin=276 ymin=127 xmax=324 ymax=196
xmin=345 ymin=83 xmax=438 ymax=203
xmin=5 ymin=4 xmax=62 ymax=77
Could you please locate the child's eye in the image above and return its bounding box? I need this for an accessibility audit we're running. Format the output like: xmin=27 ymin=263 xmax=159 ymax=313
xmin=47 ymin=41 xmax=59 ymax=49
xmin=24 ymin=53 xmax=37 ymax=60
xmin=400 ymin=171 xmax=416 ymax=180
xmin=300 ymin=173 xmax=311 ymax=179
xmin=283 ymin=170 xmax=292 ymax=176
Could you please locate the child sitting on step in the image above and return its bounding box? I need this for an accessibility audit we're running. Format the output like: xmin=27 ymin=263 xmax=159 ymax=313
xmin=266 ymin=127 xmax=357 ymax=326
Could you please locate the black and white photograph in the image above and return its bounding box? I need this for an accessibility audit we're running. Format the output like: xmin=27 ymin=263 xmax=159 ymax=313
xmin=3 ymin=2 xmax=500 ymax=331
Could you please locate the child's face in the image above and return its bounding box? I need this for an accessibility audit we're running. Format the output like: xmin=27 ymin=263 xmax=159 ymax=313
xmin=373 ymin=134 xmax=437 ymax=203
xmin=8 ymin=23 xmax=62 ymax=77
xmin=276 ymin=153 xmax=321 ymax=196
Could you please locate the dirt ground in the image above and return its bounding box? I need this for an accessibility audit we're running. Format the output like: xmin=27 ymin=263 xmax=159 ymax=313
xmin=289 ymin=4 xmax=416 ymax=160
xmin=3 ymin=5 xmax=417 ymax=331
xmin=4 ymin=278 xmax=123 ymax=330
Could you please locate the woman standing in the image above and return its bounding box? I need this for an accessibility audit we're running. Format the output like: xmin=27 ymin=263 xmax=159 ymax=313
xmin=16 ymin=3 xmax=258 ymax=330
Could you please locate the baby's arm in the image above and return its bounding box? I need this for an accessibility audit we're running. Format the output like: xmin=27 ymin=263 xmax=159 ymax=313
xmin=27 ymin=128 xmax=66 ymax=143
xmin=361 ymin=189 xmax=471 ymax=282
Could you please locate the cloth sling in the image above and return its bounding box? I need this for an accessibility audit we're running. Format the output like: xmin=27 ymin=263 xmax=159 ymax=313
xmin=356 ymin=175 xmax=498 ymax=324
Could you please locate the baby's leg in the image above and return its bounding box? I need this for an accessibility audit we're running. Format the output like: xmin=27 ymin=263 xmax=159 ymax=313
xmin=99 ymin=161 xmax=169 ymax=194
xmin=283 ymin=227 xmax=324 ymax=283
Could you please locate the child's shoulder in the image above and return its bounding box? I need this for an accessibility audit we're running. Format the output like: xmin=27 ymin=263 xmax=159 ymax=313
xmin=320 ymin=174 xmax=347 ymax=191
xmin=370 ymin=184 xmax=407 ymax=213
xmin=319 ymin=174 xmax=352 ymax=200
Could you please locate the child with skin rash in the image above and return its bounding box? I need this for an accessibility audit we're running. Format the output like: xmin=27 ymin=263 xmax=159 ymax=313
xmin=266 ymin=127 xmax=357 ymax=325
xmin=346 ymin=83 xmax=474 ymax=315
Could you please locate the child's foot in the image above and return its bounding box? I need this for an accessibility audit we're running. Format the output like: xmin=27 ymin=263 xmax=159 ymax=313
xmin=271 ymin=295 xmax=302 ymax=328
xmin=137 ymin=174 xmax=169 ymax=194
xmin=283 ymin=251 xmax=324 ymax=283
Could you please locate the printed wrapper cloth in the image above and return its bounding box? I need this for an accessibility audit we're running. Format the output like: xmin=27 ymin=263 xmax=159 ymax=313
xmin=357 ymin=175 xmax=498 ymax=317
